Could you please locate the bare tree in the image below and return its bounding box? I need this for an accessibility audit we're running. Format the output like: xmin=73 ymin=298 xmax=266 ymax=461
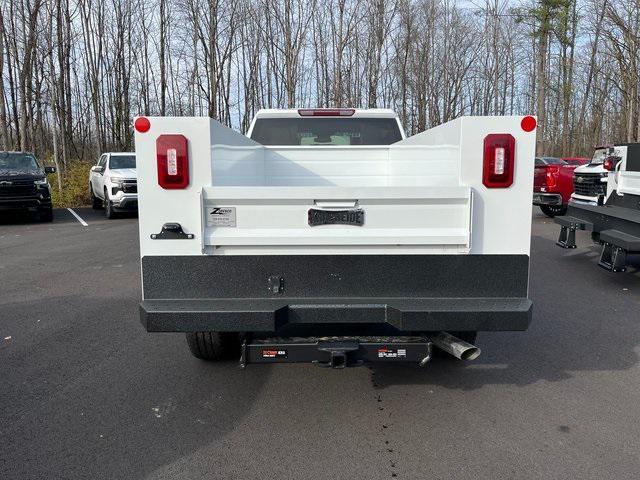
xmin=0 ymin=4 xmax=10 ymax=149
xmin=1 ymin=0 xmax=639 ymax=191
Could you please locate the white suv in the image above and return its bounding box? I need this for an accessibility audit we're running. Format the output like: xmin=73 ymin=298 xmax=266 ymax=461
xmin=89 ymin=152 xmax=138 ymax=218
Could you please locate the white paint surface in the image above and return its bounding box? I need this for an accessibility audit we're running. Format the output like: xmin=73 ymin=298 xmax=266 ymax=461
xmin=67 ymin=208 xmax=88 ymax=227
xmin=134 ymin=114 xmax=536 ymax=257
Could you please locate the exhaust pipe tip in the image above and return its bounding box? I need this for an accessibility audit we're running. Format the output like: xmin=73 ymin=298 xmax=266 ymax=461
xmin=432 ymin=332 xmax=481 ymax=361
xmin=460 ymin=346 xmax=481 ymax=361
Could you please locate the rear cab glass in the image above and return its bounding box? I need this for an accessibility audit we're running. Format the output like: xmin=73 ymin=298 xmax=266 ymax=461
xmin=538 ymin=157 xmax=566 ymax=165
xmin=590 ymin=148 xmax=609 ymax=164
xmin=250 ymin=117 xmax=403 ymax=146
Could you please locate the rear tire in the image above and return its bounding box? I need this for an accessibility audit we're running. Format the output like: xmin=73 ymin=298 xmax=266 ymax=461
xmin=540 ymin=205 xmax=567 ymax=218
xmin=186 ymin=332 xmax=240 ymax=361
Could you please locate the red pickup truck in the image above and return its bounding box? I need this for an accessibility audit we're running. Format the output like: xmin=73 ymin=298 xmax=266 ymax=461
xmin=533 ymin=157 xmax=588 ymax=217
xmin=561 ymin=157 xmax=590 ymax=166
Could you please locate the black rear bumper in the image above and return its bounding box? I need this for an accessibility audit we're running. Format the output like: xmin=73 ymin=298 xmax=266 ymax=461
xmin=141 ymin=297 xmax=532 ymax=334
xmin=561 ymin=198 xmax=640 ymax=238
xmin=140 ymin=254 xmax=532 ymax=335
xmin=533 ymin=192 xmax=563 ymax=206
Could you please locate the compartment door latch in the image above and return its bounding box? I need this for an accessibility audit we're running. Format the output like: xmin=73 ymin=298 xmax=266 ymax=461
xmin=151 ymin=223 xmax=195 ymax=240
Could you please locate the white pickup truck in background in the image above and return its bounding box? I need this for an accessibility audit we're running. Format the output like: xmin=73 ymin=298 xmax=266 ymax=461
xmin=89 ymin=152 xmax=138 ymax=219
xmin=570 ymin=146 xmax=612 ymax=206
xmin=133 ymin=109 xmax=536 ymax=367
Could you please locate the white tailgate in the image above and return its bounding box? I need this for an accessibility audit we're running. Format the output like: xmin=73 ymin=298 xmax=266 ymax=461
xmin=202 ymin=186 xmax=471 ymax=253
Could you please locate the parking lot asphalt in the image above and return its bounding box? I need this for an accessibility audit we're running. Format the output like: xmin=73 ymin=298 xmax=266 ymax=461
xmin=1 ymin=208 xmax=640 ymax=480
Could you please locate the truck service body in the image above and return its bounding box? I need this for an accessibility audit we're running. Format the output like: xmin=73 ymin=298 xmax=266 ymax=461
xmin=134 ymin=109 xmax=536 ymax=367
xmin=555 ymin=143 xmax=640 ymax=272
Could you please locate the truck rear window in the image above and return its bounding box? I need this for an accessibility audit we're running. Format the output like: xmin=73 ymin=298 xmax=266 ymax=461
xmin=250 ymin=118 xmax=403 ymax=146
xmin=590 ymin=148 xmax=609 ymax=164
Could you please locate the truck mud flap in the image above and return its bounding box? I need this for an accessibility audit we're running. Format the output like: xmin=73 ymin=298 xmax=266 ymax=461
xmin=240 ymin=336 xmax=432 ymax=368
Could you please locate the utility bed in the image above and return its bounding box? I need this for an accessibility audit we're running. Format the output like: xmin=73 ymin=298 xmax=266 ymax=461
xmin=134 ymin=109 xmax=536 ymax=366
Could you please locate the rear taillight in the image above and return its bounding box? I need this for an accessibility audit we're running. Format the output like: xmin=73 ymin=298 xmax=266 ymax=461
xmin=545 ymin=165 xmax=560 ymax=188
xmin=483 ymin=134 xmax=515 ymax=188
xmin=603 ymin=156 xmax=616 ymax=171
xmin=298 ymin=108 xmax=355 ymax=117
xmin=156 ymin=134 xmax=189 ymax=189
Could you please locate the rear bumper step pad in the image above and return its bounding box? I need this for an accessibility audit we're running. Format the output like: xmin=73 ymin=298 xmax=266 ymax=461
xmin=600 ymin=229 xmax=640 ymax=251
xmin=598 ymin=229 xmax=640 ymax=272
xmin=554 ymin=215 xmax=593 ymax=249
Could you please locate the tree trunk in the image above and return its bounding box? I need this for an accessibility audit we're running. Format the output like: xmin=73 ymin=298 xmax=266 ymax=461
xmin=0 ymin=8 xmax=9 ymax=149
xmin=535 ymin=7 xmax=549 ymax=155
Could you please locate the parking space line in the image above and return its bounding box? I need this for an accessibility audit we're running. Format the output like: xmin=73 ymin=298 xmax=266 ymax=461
xmin=67 ymin=208 xmax=89 ymax=227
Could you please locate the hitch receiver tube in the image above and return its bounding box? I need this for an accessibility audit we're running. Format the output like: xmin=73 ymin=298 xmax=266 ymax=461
xmin=240 ymin=336 xmax=432 ymax=368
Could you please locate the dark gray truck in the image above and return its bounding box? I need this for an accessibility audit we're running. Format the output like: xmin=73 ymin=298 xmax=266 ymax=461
xmin=0 ymin=152 xmax=55 ymax=222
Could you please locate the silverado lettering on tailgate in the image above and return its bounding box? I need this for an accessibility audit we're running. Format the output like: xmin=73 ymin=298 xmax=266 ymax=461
xmin=308 ymin=208 xmax=364 ymax=227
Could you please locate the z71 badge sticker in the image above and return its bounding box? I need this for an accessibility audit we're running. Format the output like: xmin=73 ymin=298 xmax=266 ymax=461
xmin=206 ymin=207 xmax=236 ymax=227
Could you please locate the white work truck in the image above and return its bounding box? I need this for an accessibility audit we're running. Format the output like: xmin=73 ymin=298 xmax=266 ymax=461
xmin=133 ymin=109 xmax=536 ymax=367
xmin=555 ymin=143 xmax=640 ymax=272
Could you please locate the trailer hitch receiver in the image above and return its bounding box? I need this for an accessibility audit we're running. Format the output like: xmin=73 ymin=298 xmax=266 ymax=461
xmin=316 ymin=340 xmax=360 ymax=368
xmin=240 ymin=337 xmax=432 ymax=368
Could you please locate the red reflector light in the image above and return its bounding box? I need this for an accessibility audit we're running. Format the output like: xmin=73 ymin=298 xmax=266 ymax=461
xmin=483 ymin=134 xmax=515 ymax=188
xmin=134 ymin=117 xmax=151 ymax=133
xmin=521 ymin=116 xmax=536 ymax=132
xmin=156 ymin=134 xmax=189 ymax=189
xmin=298 ymin=108 xmax=355 ymax=117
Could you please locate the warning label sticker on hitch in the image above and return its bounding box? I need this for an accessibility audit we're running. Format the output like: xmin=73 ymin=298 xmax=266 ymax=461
xmin=206 ymin=207 xmax=236 ymax=227
xmin=262 ymin=349 xmax=287 ymax=359
xmin=377 ymin=347 xmax=407 ymax=359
